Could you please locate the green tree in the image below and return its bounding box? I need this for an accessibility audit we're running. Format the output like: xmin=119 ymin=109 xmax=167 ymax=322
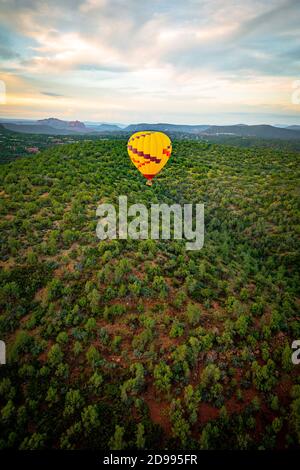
xmin=88 ymin=288 xmax=100 ymax=314
xmin=154 ymin=362 xmax=172 ymax=394
xmin=186 ymin=303 xmax=201 ymax=325
xmin=86 ymin=345 xmax=101 ymax=368
xmin=20 ymin=433 xmax=46 ymax=450
xmin=81 ymin=405 xmax=100 ymax=435
xmin=89 ymin=371 xmax=103 ymax=391
xmin=48 ymin=344 xmax=64 ymax=367
xmin=136 ymin=423 xmax=145 ymax=449
xmin=64 ymin=389 xmax=83 ymax=417
xmin=110 ymin=425 xmax=125 ymax=450
xmin=169 ymin=399 xmax=190 ymax=446
xmin=56 ymin=331 xmax=68 ymax=345
xmin=184 ymin=384 xmax=200 ymax=424
xmin=201 ymin=364 xmax=221 ymax=387
xmin=282 ymin=343 xmax=293 ymax=372
xmin=1 ymin=399 xmax=15 ymax=424
xmin=47 ymin=278 xmax=63 ymax=301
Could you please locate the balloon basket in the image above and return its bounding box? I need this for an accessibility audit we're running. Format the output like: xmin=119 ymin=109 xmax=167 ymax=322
xmin=146 ymin=180 xmax=153 ymax=186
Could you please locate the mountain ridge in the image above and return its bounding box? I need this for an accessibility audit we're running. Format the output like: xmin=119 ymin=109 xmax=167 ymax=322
xmin=2 ymin=118 xmax=300 ymax=140
xmin=37 ymin=117 xmax=86 ymax=131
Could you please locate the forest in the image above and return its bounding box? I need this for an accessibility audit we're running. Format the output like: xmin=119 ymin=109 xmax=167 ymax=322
xmin=0 ymin=137 xmax=299 ymax=449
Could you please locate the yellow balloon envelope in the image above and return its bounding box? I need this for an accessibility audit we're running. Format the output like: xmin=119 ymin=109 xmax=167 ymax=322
xmin=127 ymin=131 xmax=172 ymax=185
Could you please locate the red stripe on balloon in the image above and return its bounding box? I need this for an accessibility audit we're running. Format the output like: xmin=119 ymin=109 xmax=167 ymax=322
xmin=143 ymin=174 xmax=155 ymax=180
xmin=128 ymin=146 xmax=161 ymax=163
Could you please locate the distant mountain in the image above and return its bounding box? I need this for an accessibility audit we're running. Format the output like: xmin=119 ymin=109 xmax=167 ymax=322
xmin=67 ymin=120 xmax=86 ymax=130
xmin=1 ymin=118 xmax=88 ymax=135
xmin=0 ymin=118 xmax=38 ymax=125
xmin=2 ymin=118 xmax=300 ymax=140
xmin=286 ymin=125 xmax=300 ymax=131
xmin=199 ymin=124 xmax=300 ymax=140
xmin=1 ymin=123 xmax=82 ymax=135
xmin=84 ymin=121 xmax=125 ymax=128
xmin=93 ymin=124 xmax=121 ymax=132
xmin=37 ymin=118 xmax=86 ymax=131
xmin=124 ymin=123 xmax=209 ymax=133
xmin=124 ymin=123 xmax=300 ymax=140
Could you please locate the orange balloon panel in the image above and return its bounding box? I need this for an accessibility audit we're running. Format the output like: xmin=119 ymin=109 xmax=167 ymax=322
xmin=127 ymin=131 xmax=172 ymax=181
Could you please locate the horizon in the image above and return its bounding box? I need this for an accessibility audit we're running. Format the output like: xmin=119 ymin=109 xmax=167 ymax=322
xmin=0 ymin=0 xmax=300 ymax=125
xmin=0 ymin=116 xmax=300 ymax=128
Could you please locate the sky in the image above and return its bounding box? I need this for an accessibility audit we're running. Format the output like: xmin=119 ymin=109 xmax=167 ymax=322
xmin=0 ymin=0 xmax=300 ymax=125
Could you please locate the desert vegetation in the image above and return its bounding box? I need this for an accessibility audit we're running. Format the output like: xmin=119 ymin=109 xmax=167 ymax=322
xmin=0 ymin=138 xmax=299 ymax=449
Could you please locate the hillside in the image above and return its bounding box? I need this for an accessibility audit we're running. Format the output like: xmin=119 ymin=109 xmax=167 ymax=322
xmin=38 ymin=118 xmax=86 ymax=131
xmin=124 ymin=123 xmax=209 ymax=134
xmin=123 ymin=123 xmax=300 ymax=140
xmin=201 ymin=124 xmax=300 ymax=140
xmin=3 ymin=120 xmax=300 ymax=143
xmin=93 ymin=124 xmax=122 ymax=132
xmin=0 ymin=139 xmax=299 ymax=450
xmin=1 ymin=123 xmax=83 ymax=136
xmin=0 ymin=124 xmax=101 ymax=164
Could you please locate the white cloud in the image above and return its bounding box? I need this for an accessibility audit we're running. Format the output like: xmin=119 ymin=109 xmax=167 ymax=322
xmin=0 ymin=0 xmax=299 ymax=122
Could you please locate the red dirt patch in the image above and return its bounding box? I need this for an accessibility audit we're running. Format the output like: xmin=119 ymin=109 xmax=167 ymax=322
xmin=198 ymin=402 xmax=219 ymax=424
xmin=143 ymin=385 xmax=171 ymax=435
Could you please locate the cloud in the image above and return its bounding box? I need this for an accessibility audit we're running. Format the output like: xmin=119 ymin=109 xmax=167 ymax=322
xmin=0 ymin=28 xmax=20 ymax=60
xmin=0 ymin=0 xmax=299 ymax=123
xmin=41 ymin=91 xmax=65 ymax=97
xmin=1 ymin=0 xmax=299 ymax=76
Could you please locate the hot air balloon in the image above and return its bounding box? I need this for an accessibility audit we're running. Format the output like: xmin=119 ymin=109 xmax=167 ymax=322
xmin=127 ymin=131 xmax=172 ymax=186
